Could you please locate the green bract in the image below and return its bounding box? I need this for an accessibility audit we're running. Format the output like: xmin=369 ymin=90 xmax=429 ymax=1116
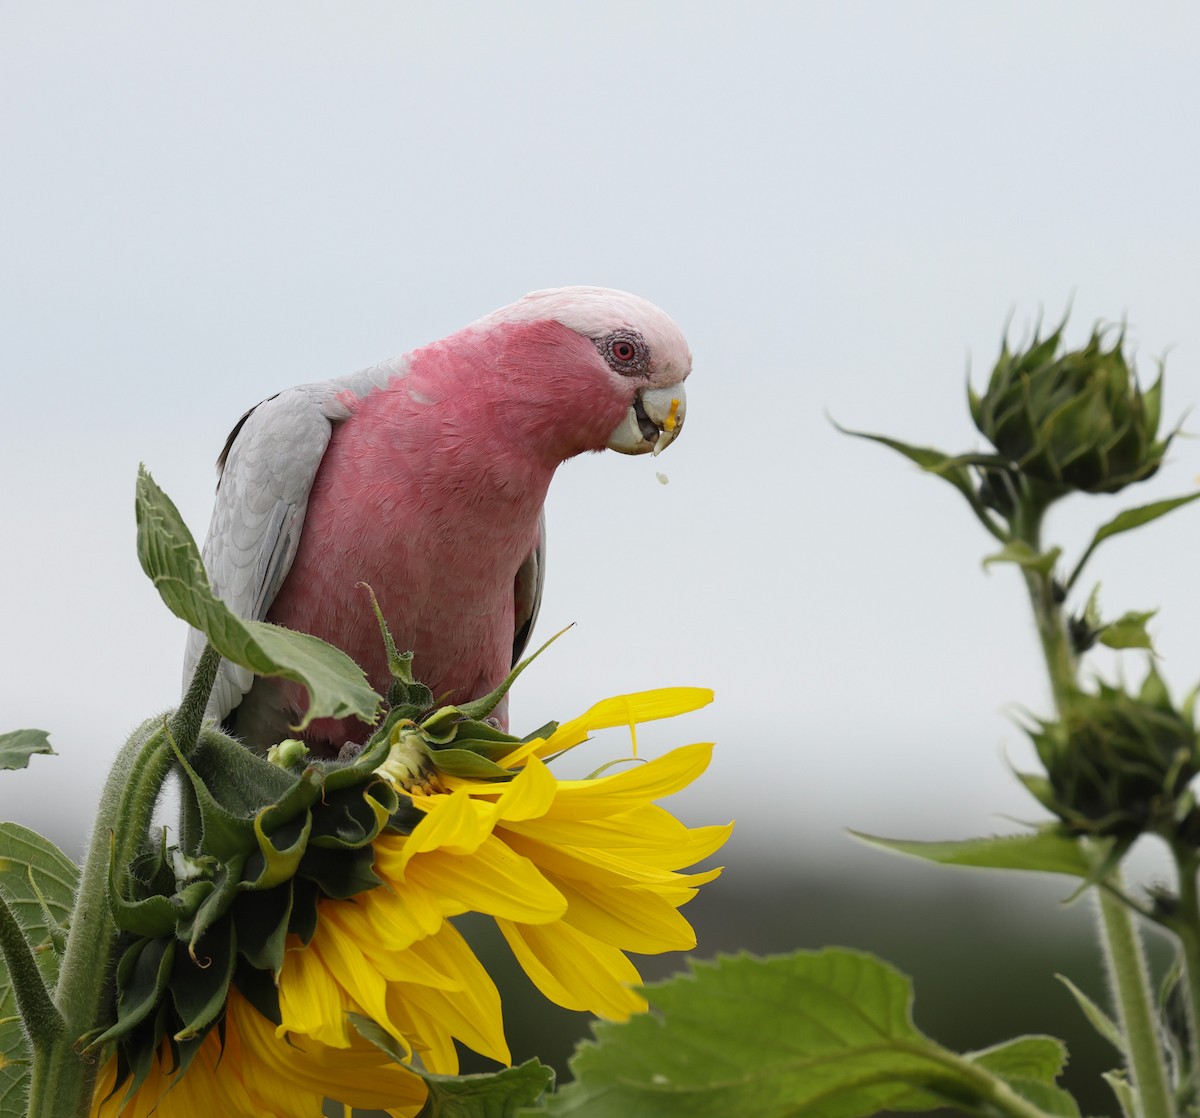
xmin=89 ymin=650 xmax=551 ymax=1102
xmin=92 ymin=726 xmax=397 ymax=1096
xmin=970 ymin=322 xmax=1172 ymax=495
xmin=1020 ymin=665 xmax=1199 ymax=839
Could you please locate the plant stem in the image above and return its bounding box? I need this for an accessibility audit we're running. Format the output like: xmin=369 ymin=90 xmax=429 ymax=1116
xmin=25 ymin=644 xmax=220 ymax=1118
xmin=1011 ymin=491 xmax=1077 ymax=714
xmin=24 ymin=718 xmax=163 ymax=1116
xmin=1012 ymin=489 xmax=1174 ymax=1118
xmin=1098 ymin=877 xmax=1176 ymax=1118
xmin=1169 ymin=843 xmax=1200 ymax=1096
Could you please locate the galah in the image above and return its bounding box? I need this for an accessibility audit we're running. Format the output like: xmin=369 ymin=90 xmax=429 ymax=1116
xmin=183 ymin=286 xmax=691 ymax=753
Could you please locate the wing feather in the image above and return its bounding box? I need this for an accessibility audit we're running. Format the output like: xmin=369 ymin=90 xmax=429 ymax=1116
xmin=183 ymin=383 xmax=344 ymax=720
xmin=512 ymin=511 xmax=546 ymax=665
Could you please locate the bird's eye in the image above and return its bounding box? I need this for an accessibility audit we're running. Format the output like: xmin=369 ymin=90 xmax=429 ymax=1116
xmin=598 ymin=330 xmax=649 ymax=375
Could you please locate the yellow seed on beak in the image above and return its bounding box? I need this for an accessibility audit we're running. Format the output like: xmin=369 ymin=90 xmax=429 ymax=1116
xmin=651 ymin=398 xmax=684 ymax=456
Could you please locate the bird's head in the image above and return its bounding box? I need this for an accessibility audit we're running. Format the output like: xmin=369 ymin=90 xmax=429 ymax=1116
xmin=477 ymin=286 xmax=692 ymax=457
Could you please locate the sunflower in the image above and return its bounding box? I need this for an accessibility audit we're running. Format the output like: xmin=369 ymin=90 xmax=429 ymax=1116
xmin=92 ymin=686 xmax=729 ymax=1115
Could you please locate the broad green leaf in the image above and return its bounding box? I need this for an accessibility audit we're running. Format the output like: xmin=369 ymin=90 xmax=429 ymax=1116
xmin=1066 ymin=491 xmax=1200 ymax=591
xmin=350 ymin=1014 xmax=554 ymax=1115
xmin=540 ymin=950 xmax=1077 ymax=1118
xmin=135 ymin=466 xmax=380 ymax=730
xmin=1096 ymin=610 xmax=1157 ymax=652
xmin=1056 ymin=975 xmax=1124 ymax=1055
xmin=983 ymin=541 xmax=1062 ymax=576
xmin=0 ymin=730 xmax=53 ymax=773
xmin=852 ymin=828 xmax=1091 ymax=877
xmin=0 ymin=824 xmax=79 ymax=1114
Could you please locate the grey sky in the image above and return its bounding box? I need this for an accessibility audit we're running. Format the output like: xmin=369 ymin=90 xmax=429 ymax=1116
xmin=3 ymin=3 xmax=1199 ymax=879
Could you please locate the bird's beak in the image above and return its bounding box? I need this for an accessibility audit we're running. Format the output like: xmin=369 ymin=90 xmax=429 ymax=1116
xmin=606 ymin=384 xmax=687 ymax=456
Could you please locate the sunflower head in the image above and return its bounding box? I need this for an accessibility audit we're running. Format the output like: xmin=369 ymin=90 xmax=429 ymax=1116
xmin=92 ymin=637 xmax=730 ymax=1117
xmin=1022 ymin=665 xmax=1199 ymax=838
xmin=970 ymin=320 xmax=1172 ymax=495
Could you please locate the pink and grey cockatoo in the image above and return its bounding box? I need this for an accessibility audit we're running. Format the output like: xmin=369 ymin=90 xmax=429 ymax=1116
xmin=183 ymin=286 xmax=690 ymax=753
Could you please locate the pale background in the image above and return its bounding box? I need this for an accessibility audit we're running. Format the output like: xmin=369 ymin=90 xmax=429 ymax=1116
xmin=3 ymin=3 xmax=1199 ymax=908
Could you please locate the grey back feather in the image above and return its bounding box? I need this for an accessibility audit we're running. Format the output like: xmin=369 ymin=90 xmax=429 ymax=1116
xmin=182 ymin=358 xmax=408 ymax=721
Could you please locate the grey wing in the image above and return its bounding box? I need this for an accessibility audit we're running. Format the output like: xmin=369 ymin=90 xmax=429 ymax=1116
xmin=512 ymin=510 xmax=546 ymax=665
xmin=182 ymin=385 xmax=341 ymax=721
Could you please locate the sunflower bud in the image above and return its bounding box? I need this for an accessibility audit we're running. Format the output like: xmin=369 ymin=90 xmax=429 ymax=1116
xmin=970 ymin=320 xmax=1171 ymax=494
xmin=1023 ymin=666 xmax=1198 ymax=838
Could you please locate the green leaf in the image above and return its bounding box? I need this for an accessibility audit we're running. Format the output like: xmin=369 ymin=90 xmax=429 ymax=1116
xmin=171 ymin=918 xmax=236 ymax=1040
xmin=417 ymin=1064 xmax=555 ymax=1117
xmin=833 ymin=423 xmax=1010 ymax=540
xmin=1066 ymin=491 xmax=1200 ymax=591
xmin=983 ymin=541 xmax=1062 ymax=576
xmin=970 ymin=1035 xmax=1068 ymax=1082
xmin=1102 ymin=1069 xmax=1136 ymax=1118
xmin=135 ymin=466 xmax=381 ymax=731
xmin=541 ymin=950 xmax=1076 ymax=1118
xmin=91 ymin=936 xmax=176 ymax=1045
xmin=1055 ymin=975 xmax=1125 ymax=1054
xmin=967 ymin=1040 xmax=1079 ymax=1118
xmin=0 ymin=824 xmax=79 ymax=1114
xmin=992 ymin=1078 xmax=1079 ymax=1118
xmin=0 ymin=730 xmax=54 ymax=773
xmin=1096 ymin=610 xmax=1157 ymax=652
xmin=350 ymin=1014 xmax=554 ymax=1115
xmin=430 ymin=748 xmax=515 ymax=779
xmin=852 ymin=828 xmax=1091 ymax=877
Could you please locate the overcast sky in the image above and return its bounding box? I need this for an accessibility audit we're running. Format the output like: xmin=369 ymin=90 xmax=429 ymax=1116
xmin=3 ymin=3 xmax=1199 ymax=886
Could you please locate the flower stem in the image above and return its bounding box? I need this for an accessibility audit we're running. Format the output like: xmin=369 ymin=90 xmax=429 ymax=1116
xmin=25 ymin=644 xmax=220 ymax=1118
xmin=1011 ymin=490 xmax=1173 ymax=1118
xmin=1097 ymin=877 xmax=1176 ymax=1118
xmin=1168 ymin=843 xmax=1200 ymax=1093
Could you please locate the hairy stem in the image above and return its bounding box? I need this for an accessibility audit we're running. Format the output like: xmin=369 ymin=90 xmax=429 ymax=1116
xmin=1012 ymin=491 xmax=1173 ymax=1118
xmin=25 ymin=644 xmax=220 ymax=1118
xmin=1169 ymin=843 xmax=1200 ymax=1099
xmin=1098 ymin=877 xmax=1175 ymax=1118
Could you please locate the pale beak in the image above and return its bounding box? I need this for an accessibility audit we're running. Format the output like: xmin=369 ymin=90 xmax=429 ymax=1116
xmin=606 ymin=384 xmax=687 ymax=456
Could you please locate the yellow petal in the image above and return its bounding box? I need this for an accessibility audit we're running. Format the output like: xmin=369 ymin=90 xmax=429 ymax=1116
xmin=497 ymin=917 xmax=647 ymax=1020
xmin=387 ymin=924 xmax=511 ymax=1068
xmin=277 ymin=934 xmax=355 ymax=1047
xmin=235 ymin=993 xmax=428 ymax=1114
xmin=538 ymin=743 xmax=715 ymax=821
xmin=502 ymin=809 xmax=733 ymax=870
xmin=403 ymin=833 xmax=567 ymax=924
xmin=320 ymin=904 xmax=462 ymax=990
xmin=548 ymin=874 xmax=699 ymax=953
xmin=392 ymin=787 xmax=493 ymax=872
xmin=491 ymin=754 xmax=558 ymax=819
xmin=530 ymin=688 xmax=714 ymax=758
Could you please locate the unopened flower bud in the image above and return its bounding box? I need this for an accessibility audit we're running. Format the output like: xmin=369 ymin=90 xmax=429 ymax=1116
xmin=970 ymin=321 xmax=1171 ymax=494
xmin=1027 ymin=668 xmax=1198 ymax=838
